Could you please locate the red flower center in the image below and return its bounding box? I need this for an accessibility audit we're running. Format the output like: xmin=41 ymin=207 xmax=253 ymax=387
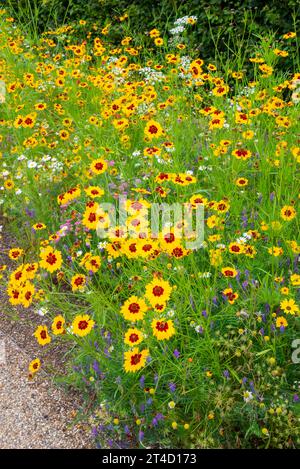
xmin=78 ymin=320 xmax=88 ymax=330
xmin=164 ymin=232 xmax=175 ymax=243
xmin=46 ymin=252 xmax=57 ymax=265
xmin=129 ymin=333 xmax=139 ymax=343
xmin=148 ymin=125 xmax=158 ymax=134
xmin=129 ymin=303 xmax=140 ymax=314
xmin=88 ymin=212 xmax=96 ymax=222
xmin=152 ymin=286 xmax=164 ymax=297
xmin=130 ymin=353 xmax=142 ymax=365
xmin=156 ymin=321 xmax=169 ymax=332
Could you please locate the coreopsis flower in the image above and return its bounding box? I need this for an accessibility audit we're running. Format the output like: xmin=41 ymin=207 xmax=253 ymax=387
xmin=124 ymin=347 xmax=149 ymax=373
xmin=151 ymin=319 xmax=175 ymax=340
xmin=120 ymin=296 xmax=148 ymax=321
xmin=72 ymin=314 xmax=95 ymax=337
xmin=84 ymin=186 xmax=104 ymax=199
xmin=8 ymin=248 xmax=24 ymax=260
xmin=20 ymin=281 xmax=35 ymax=308
xmin=84 ymin=255 xmax=101 ymax=273
xmin=145 ymin=278 xmax=172 ymax=307
xmin=144 ymin=120 xmax=163 ymax=140
xmin=71 ymin=274 xmax=86 ymax=291
xmin=40 ymin=246 xmax=62 ymax=273
xmin=34 ymin=325 xmax=51 ymax=346
xmin=276 ymin=316 xmax=288 ymax=328
xmin=223 ymin=288 xmax=239 ymax=304
xmin=32 ymin=222 xmax=46 ymax=230
xmin=280 ymin=205 xmax=296 ymax=221
xmin=124 ymin=328 xmax=144 ymax=347
xmin=29 ymin=358 xmax=41 ymax=374
xmin=221 ymin=267 xmax=238 ymax=278
xmin=90 ymin=158 xmax=108 ymax=175
xmin=52 ymin=315 xmax=65 ymax=335
xmin=232 ymin=148 xmax=252 ymax=160
xmin=236 ymin=177 xmax=248 ymax=187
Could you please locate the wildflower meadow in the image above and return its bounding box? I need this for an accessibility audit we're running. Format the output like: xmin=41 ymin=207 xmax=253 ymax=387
xmin=0 ymin=2 xmax=300 ymax=451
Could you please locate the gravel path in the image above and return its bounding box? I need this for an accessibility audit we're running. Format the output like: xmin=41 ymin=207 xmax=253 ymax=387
xmin=0 ymin=218 xmax=93 ymax=449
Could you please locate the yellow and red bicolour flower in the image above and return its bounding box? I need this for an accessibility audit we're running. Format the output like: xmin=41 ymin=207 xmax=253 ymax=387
xmin=145 ymin=278 xmax=172 ymax=307
xmin=71 ymin=274 xmax=86 ymax=291
xmin=121 ymin=296 xmax=148 ymax=321
xmin=29 ymin=358 xmax=41 ymax=374
xmin=34 ymin=325 xmax=51 ymax=346
xmin=232 ymin=148 xmax=252 ymax=160
xmin=228 ymin=242 xmax=244 ymax=255
xmin=84 ymin=186 xmax=104 ymax=199
xmin=244 ymin=245 xmax=257 ymax=258
xmin=221 ymin=266 xmax=238 ymax=278
xmin=23 ymin=262 xmax=39 ymax=279
xmin=84 ymin=255 xmax=101 ymax=273
xmin=139 ymin=240 xmax=159 ymax=258
xmin=280 ymin=205 xmax=296 ymax=221
xmin=39 ymin=246 xmax=62 ymax=273
xmin=167 ymin=243 xmax=189 ymax=259
xmin=20 ymin=281 xmax=35 ymax=308
xmin=122 ymin=239 xmax=142 ymax=259
xmin=190 ymin=194 xmax=208 ymax=208
xmin=51 ymin=315 xmax=65 ymax=335
xmin=276 ymin=316 xmax=288 ymax=328
xmin=8 ymin=248 xmax=24 ymax=260
xmin=144 ymin=119 xmax=163 ymax=140
xmin=124 ymin=327 xmax=144 ymax=347
xmin=151 ymin=319 xmax=175 ymax=340
xmin=214 ymin=199 xmax=230 ymax=213
xmin=72 ymin=314 xmax=95 ymax=337
xmin=32 ymin=222 xmax=46 ymax=231
xmin=280 ymin=298 xmax=299 ymax=315
xmin=124 ymin=347 xmax=149 ymax=373
xmin=223 ymin=288 xmax=239 ymax=304
xmin=236 ymin=177 xmax=248 ymax=187
xmin=7 ymin=284 xmax=22 ymax=306
xmin=90 ymin=158 xmax=108 ymax=175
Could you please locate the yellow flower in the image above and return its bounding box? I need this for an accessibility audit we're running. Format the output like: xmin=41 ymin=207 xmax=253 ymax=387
xmin=280 ymin=205 xmax=296 ymax=221
xmin=144 ymin=120 xmax=163 ymax=140
xmin=120 ymin=296 xmax=148 ymax=321
xmin=34 ymin=325 xmax=51 ymax=346
xmin=280 ymin=298 xmax=299 ymax=315
xmin=124 ymin=327 xmax=144 ymax=346
xmin=154 ymin=37 xmax=164 ymax=47
xmin=276 ymin=316 xmax=288 ymax=328
xmin=29 ymin=358 xmax=41 ymax=374
xmin=9 ymin=248 xmax=24 ymax=260
xmin=90 ymin=158 xmax=108 ymax=175
xmin=72 ymin=314 xmax=95 ymax=337
xmin=151 ymin=319 xmax=175 ymax=340
xmin=71 ymin=274 xmax=86 ymax=291
xmin=39 ymin=246 xmax=62 ymax=273
xmin=145 ymin=278 xmax=172 ymax=307
xmin=124 ymin=347 xmax=149 ymax=373
xmin=51 ymin=315 xmax=65 ymax=335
